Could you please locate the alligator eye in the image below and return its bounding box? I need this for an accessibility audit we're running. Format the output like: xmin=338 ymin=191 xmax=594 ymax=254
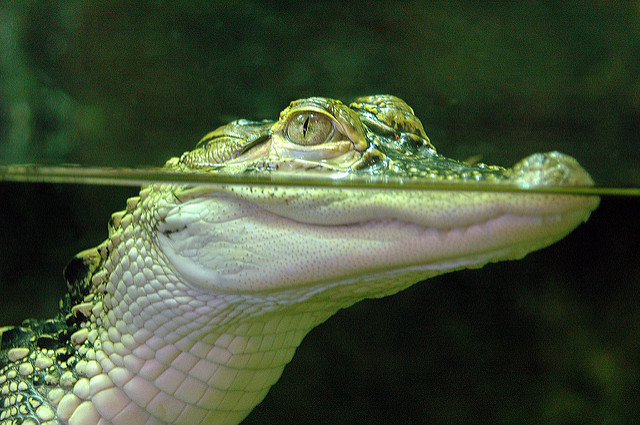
xmin=285 ymin=112 xmax=335 ymax=146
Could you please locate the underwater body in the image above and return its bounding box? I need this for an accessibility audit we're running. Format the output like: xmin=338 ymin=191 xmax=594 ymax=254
xmin=1 ymin=1 xmax=639 ymax=424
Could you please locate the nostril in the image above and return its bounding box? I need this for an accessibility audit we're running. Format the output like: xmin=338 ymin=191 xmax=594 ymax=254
xmin=510 ymin=151 xmax=595 ymax=188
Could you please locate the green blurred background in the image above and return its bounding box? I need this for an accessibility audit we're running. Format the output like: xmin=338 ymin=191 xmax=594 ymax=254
xmin=0 ymin=1 xmax=639 ymax=424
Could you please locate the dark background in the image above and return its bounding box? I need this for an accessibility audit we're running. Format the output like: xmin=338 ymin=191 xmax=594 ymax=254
xmin=1 ymin=1 xmax=639 ymax=424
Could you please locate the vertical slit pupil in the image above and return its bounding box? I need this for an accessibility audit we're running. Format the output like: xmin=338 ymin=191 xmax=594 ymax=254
xmin=302 ymin=116 xmax=310 ymax=138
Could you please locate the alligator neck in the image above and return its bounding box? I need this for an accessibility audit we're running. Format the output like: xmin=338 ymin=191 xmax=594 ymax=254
xmin=74 ymin=191 xmax=349 ymax=424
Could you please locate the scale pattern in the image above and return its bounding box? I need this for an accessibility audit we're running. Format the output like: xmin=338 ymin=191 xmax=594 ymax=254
xmin=0 ymin=95 xmax=598 ymax=425
xmin=0 ymin=242 xmax=105 ymax=424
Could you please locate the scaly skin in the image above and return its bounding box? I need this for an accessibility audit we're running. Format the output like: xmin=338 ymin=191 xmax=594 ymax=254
xmin=0 ymin=95 xmax=599 ymax=425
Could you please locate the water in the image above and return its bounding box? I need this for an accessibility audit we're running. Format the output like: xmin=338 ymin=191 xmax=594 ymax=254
xmin=0 ymin=174 xmax=637 ymax=425
xmin=1 ymin=164 xmax=638 ymax=195
xmin=1 ymin=1 xmax=639 ymax=423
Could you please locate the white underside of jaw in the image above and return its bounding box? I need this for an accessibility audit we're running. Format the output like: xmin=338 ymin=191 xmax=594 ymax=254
xmin=157 ymin=191 xmax=594 ymax=303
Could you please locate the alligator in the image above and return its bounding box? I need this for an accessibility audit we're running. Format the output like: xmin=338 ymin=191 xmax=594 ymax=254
xmin=0 ymin=95 xmax=599 ymax=425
